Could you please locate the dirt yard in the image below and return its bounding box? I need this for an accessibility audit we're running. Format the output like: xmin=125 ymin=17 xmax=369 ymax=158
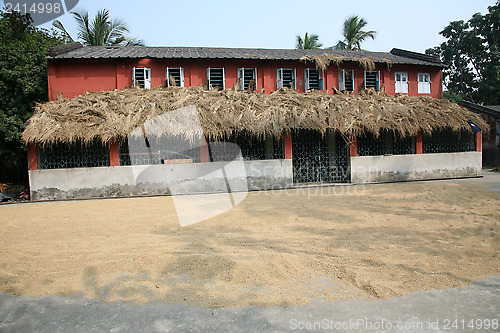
xmin=0 ymin=180 xmax=499 ymax=308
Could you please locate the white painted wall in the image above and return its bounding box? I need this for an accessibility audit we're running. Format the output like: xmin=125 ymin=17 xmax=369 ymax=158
xmin=351 ymin=152 xmax=482 ymax=184
xmin=29 ymin=159 xmax=293 ymax=201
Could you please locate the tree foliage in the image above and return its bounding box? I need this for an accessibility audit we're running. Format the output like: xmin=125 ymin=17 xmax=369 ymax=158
xmin=0 ymin=9 xmax=63 ymax=183
xmin=53 ymin=8 xmax=144 ymax=46
xmin=295 ymin=32 xmax=323 ymax=49
xmin=426 ymin=1 xmax=500 ymax=104
xmin=332 ymin=16 xmax=376 ymax=51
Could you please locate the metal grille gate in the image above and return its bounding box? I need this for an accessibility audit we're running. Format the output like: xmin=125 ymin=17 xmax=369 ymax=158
xmin=39 ymin=140 xmax=109 ymax=169
xmin=423 ymin=129 xmax=475 ymax=153
xmin=292 ymin=130 xmax=349 ymax=183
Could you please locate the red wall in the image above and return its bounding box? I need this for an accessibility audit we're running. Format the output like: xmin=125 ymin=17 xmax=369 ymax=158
xmin=47 ymin=58 xmax=444 ymax=100
xmin=382 ymin=64 xmax=442 ymax=98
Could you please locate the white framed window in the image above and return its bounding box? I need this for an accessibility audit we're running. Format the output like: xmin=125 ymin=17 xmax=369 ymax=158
xmin=238 ymin=68 xmax=257 ymax=91
xmin=305 ymin=69 xmax=324 ymax=91
xmin=133 ymin=67 xmax=151 ymax=89
xmin=166 ymin=67 xmax=184 ymax=87
xmin=207 ymin=67 xmax=225 ymax=90
xmin=339 ymin=69 xmax=354 ymax=92
xmin=418 ymin=73 xmax=431 ymax=94
xmin=395 ymin=72 xmax=408 ymax=94
xmin=364 ymin=70 xmax=380 ymax=91
xmin=277 ymin=68 xmax=296 ymax=89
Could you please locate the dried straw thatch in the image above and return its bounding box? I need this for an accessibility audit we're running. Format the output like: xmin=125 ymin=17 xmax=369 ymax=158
xmin=167 ymin=74 xmax=177 ymax=87
xmin=22 ymin=86 xmax=486 ymax=145
xmin=300 ymin=53 xmax=394 ymax=70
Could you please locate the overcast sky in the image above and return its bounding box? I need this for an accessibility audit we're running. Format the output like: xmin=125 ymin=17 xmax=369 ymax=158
xmin=25 ymin=0 xmax=498 ymax=53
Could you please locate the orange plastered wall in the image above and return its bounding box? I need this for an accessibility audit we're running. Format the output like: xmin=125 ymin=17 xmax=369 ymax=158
xmin=47 ymin=58 xmax=444 ymax=100
xmin=382 ymin=65 xmax=443 ymax=98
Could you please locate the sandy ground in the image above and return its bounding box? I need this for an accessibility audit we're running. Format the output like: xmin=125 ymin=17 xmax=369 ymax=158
xmin=0 ymin=181 xmax=499 ymax=308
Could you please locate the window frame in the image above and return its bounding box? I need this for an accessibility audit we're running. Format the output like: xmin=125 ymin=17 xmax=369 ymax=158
xmin=417 ymin=72 xmax=431 ymax=94
xmin=132 ymin=67 xmax=151 ymax=89
xmin=305 ymin=68 xmax=324 ymax=92
xmin=277 ymin=68 xmax=296 ymax=90
xmin=166 ymin=67 xmax=185 ymax=87
xmin=339 ymin=69 xmax=354 ymax=92
xmin=395 ymin=71 xmax=409 ymax=94
xmin=364 ymin=70 xmax=380 ymax=91
xmin=238 ymin=68 xmax=257 ymax=91
xmin=207 ymin=67 xmax=225 ymax=90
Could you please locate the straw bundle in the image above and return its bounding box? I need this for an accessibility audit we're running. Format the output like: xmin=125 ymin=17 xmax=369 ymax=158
xmin=22 ymin=86 xmax=487 ymax=145
xmin=168 ymin=74 xmax=177 ymax=87
xmin=300 ymin=53 xmax=394 ymax=70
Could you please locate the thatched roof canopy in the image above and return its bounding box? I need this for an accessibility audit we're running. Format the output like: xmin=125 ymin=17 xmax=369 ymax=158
xmin=22 ymin=86 xmax=487 ymax=145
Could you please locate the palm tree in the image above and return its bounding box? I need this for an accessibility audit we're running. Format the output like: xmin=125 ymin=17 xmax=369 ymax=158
xmin=295 ymin=32 xmax=323 ymax=49
xmin=53 ymin=9 xmax=144 ymax=46
xmin=333 ymin=16 xmax=376 ymax=51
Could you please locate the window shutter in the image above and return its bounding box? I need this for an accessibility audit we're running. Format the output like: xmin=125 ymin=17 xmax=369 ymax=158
xmin=418 ymin=73 xmax=431 ymax=94
xmin=305 ymin=69 xmax=310 ymax=91
xmin=144 ymin=68 xmax=151 ymax=89
xmin=180 ymin=67 xmax=184 ymax=87
xmin=403 ymin=73 xmax=408 ymax=93
xmin=222 ymin=67 xmax=225 ymax=90
xmin=339 ymin=70 xmax=345 ymax=91
xmin=292 ymin=69 xmax=296 ymax=90
xmin=395 ymin=72 xmax=408 ymax=93
xmin=166 ymin=67 xmax=170 ymax=87
xmin=351 ymin=70 xmax=355 ymax=91
xmin=376 ymin=71 xmax=380 ymax=91
xmin=238 ymin=68 xmax=244 ymax=90
xmin=277 ymin=69 xmax=283 ymax=89
xmin=253 ymin=68 xmax=257 ymax=90
xmin=207 ymin=68 xmax=211 ymax=88
xmin=132 ymin=67 xmax=137 ymax=87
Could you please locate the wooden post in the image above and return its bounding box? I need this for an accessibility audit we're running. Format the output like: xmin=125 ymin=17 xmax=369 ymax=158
xmin=476 ymin=132 xmax=482 ymax=152
xmin=416 ymin=131 xmax=423 ymax=154
xmin=284 ymin=132 xmax=292 ymax=159
xmin=349 ymin=135 xmax=358 ymax=157
xmin=27 ymin=143 xmax=38 ymax=170
xmin=200 ymin=136 xmax=210 ymax=162
xmin=109 ymin=141 xmax=120 ymax=166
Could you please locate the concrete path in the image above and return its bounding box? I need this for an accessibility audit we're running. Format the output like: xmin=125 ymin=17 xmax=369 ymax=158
xmin=446 ymin=169 xmax=500 ymax=193
xmin=0 ymin=275 xmax=498 ymax=332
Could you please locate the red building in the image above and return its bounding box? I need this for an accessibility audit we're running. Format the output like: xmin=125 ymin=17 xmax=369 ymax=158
xmin=22 ymin=44 xmax=483 ymax=201
xmin=46 ymin=43 xmax=443 ymax=100
xmin=461 ymin=101 xmax=500 ymax=165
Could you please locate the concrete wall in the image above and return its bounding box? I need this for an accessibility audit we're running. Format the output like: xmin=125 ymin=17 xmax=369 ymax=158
xmin=350 ymin=152 xmax=482 ymax=184
xmin=29 ymin=159 xmax=293 ymax=201
xmin=29 ymin=152 xmax=483 ymax=200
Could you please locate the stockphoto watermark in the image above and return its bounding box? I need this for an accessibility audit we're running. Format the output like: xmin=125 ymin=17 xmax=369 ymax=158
xmin=127 ymin=105 xmax=248 ymax=228
xmin=2 ymin=0 xmax=78 ymax=26
xmin=259 ymin=183 xmax=366 ymax=200
xmin=289 ymin=317 xmax=499 ymax=331
xmin=290 ymin=318 xmax=424 ymax=331
xmin=127 ymin=105 xmax=367 ymax=227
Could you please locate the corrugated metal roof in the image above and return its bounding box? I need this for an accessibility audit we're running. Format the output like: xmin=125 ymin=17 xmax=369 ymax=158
xmin=461 ymin=101 xmax=500 ymax=118
xmin=47 ymin=45 xmax=443 ymax=66
xmin=488 ymin=105 xmax=500 ymax=112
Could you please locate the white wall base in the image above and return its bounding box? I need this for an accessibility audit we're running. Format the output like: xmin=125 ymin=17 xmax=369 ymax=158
xmin=351 ymin=152 xmax=482 ymax=184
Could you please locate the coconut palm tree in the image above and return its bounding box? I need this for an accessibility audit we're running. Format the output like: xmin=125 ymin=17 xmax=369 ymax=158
xmin=295 ymin=32 xmax=323 ymax=49
xmin=333 ymin=16 xmax=376 ymax=51
xmin=53 ymin=9 xmax=144 ymax=46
